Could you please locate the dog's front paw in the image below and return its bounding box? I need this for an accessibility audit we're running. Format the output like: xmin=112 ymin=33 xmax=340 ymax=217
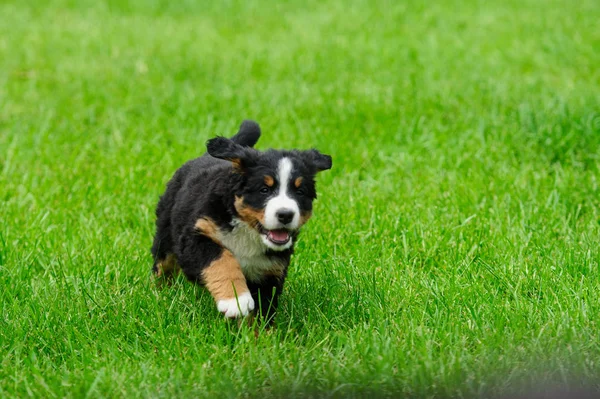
xmin=217 ymin=292 xmax=255 ymax=318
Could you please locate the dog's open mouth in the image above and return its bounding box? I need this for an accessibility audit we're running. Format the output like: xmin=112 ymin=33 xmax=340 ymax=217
xmin=258 ymin=225 xmax=291 ymax=245
xmin=266 ymin=229 xmax=290 ymax=245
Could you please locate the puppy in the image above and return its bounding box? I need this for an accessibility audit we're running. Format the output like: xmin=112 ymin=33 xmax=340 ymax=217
xmin=151 ymin=120 xmax=332 ymax=322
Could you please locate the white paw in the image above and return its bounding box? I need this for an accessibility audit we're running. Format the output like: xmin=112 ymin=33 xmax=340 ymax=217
xmin=217 ymin=292 xmax=255 ymax=318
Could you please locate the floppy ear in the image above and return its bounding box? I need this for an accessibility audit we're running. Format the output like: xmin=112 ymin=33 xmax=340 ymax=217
xmin=303 ymin=149 xmax=332 ymax=172
xmin=207 ymin=137 xmax=245 ymax=160
xmin=206 ymin=137 xmax=256 ymax=169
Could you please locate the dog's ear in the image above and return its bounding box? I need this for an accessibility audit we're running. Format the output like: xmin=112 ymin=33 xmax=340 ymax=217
xmin=206 ymin=137 xmax=244 ymax=160
xmin=302 ymin=149 xmax=332 ymax=173
xmin=206 ymin=137 xmax=257 ymax=169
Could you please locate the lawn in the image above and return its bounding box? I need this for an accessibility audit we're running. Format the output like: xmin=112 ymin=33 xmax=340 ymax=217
xmin=1 ymin=0 xmax=600 ymax=397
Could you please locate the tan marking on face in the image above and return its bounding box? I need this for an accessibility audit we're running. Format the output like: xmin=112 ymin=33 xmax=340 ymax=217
xmin=194 ymin=217 xmax=221 ymax=243
xmin=264 ymin=175 xmax=274 ymax=187
xmin=234 ymin=196 xmax=265 ymax=228
xmin=202 ymin=250 xmax=249 ymax=302
xmin=155 ymin=253 xmax=180 ymax=278
xmin=300 ymin=210 xmax=312 ymax=227
xmin=294 ymin=177 xmax=303 ymax=188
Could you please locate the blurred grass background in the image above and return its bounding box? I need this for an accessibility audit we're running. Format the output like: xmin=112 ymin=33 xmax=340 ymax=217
xmin=1 ymin=0 xmax=599 ymax=397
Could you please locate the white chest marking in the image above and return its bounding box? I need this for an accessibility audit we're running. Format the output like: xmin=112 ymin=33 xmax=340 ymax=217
xmin=217 ymin=219 xmax=283 ymax=282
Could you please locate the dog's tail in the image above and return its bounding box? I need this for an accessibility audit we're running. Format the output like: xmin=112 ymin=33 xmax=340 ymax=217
xmin=230 ymin=120 xmax=261 ymax=148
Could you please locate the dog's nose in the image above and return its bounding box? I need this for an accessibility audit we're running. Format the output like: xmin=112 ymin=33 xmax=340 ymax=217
xmin=276 ymin=209 xmax=295 ymax=225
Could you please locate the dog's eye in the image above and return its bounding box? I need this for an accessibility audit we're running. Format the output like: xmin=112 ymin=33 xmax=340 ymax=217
xmin=296 ymin=188 xmax=305 ymax=196
xmin=260 ymin=187 xmax=270 ymax=194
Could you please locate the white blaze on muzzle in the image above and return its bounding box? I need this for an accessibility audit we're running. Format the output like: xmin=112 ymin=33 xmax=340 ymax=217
xmin=264 ymin=157 xmax=300 ymax=230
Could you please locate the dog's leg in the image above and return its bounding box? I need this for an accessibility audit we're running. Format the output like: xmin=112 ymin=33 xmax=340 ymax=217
xmin=202 ymin=250 xmax=255 ymax=318
xmin=177 ymin=227 xmax=254 ymax=318
xmin=153 ymin=253 xmax=180 ymax=278
xmin=152 ymin=194 xmax=175 ymax=277
xmin=248 ymin=276 xmax=285 ymax=325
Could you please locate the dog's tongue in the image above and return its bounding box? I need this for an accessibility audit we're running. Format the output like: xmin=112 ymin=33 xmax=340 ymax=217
xmin=268 ymin=229 xmax=290 ymax=243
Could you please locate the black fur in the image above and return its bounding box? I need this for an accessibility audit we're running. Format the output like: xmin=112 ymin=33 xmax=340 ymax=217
xmin=151 ymin=120 xmax=332 ymax=322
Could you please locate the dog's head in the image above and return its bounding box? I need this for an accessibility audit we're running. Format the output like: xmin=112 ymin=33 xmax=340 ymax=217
xmin=207 ymin=136 xmax=332 ymax=251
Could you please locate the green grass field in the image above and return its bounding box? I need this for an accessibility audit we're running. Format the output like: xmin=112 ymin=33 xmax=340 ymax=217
xmin=1 ymin=0 xmax=600 ymax=397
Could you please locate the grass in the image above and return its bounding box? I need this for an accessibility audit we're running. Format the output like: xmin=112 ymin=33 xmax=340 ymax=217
xmin=1 ymin=0 xmax=600 ymax=397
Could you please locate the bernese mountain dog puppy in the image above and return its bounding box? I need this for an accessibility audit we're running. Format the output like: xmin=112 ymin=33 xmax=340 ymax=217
xmin=151 ymin=120 xmax=332 ymax=322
